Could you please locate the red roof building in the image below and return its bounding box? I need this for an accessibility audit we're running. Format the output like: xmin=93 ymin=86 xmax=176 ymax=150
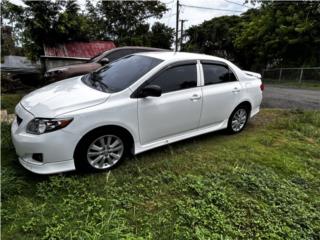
xmin=43 ymin=41 xmax=116 ymax=58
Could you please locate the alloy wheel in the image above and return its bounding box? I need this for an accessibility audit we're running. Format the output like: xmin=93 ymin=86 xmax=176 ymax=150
xmin=231 ymin=108 xmax=247 ymax=132
xmin=87 ymin=135 xmax=124 ymax=169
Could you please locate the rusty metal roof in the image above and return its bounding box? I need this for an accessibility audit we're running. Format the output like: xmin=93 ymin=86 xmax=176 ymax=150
xmin=43 ymin=41 xmax=116 ymax=58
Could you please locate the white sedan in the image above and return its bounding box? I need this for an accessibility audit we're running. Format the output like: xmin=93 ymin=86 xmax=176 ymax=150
xmin=11 ymin=52 xmax=263 ymax=174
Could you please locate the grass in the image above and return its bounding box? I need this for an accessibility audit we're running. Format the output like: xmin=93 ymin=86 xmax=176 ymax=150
xmin=263 ymin=80 xmax=320 ymax=90
xmin=1 ymin=94 xmax=24 ymax=113
xmin=1 ymin=109 xmax=320 ymax=240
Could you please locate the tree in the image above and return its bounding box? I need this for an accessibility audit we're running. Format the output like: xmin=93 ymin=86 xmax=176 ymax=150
xmin=184 ymin=1 xmax=320 ymax=70
xmin=1 ymin=0 xmax=93 ymax=60
xmin=184 ymin=15 xmax=241 ymax=60
xmin=149 ymin=22 xmax=174 ymax=49
xmin=1 ymin=0 xmax=168 ymax=60
xmin=235 ymin=1 xmax=320 ymax=68
xmin=1 ymin=0 xmax=25 ymax=59
xmin=85 ymin=0 xmax=108 ymax=40
xmin=96 ymin=0 xmax=167 ymax=45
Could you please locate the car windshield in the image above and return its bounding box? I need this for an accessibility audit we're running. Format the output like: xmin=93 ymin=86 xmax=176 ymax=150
xmin=83 ymin=55 xmax=163 ymax=92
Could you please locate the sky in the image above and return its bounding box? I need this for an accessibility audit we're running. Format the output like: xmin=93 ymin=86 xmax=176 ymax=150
xmin=8 ymin=0 xmax=257 ymax=31
xmin=150 ymin=0 xmax=256 ymax=30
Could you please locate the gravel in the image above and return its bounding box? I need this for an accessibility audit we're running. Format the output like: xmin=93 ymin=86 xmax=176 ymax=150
xmin=262 ymin=85 xmax=320 ymax=110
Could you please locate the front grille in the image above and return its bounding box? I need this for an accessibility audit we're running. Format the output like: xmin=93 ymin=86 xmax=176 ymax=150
xmin=16 ymin=115 xmax=23 ymax=125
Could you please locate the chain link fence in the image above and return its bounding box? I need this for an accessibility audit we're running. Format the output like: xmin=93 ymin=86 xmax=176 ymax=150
xmin=262 ymin=67 xmax=320 ymax=84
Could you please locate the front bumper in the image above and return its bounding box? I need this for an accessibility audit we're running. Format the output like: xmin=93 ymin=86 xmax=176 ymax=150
xmin=18 ymin=157 xmax=75 ymax=175
xmin=11 ymin=104 xmax=77 ymax=174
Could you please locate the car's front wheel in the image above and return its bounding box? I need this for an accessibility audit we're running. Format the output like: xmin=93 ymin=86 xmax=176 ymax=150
xmin=227 ymin=106 xmax=250 ymax=134
xmin=75 ymin=130 xmax=128 ymax=172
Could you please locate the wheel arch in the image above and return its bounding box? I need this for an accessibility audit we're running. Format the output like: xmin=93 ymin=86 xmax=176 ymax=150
xmin=229 ymin=100 xmax=252 ymax=120
xmin=74 ymin=124 xmax=135 ymax=158
xmin=236 ymin=101 xmax=252 ymax=113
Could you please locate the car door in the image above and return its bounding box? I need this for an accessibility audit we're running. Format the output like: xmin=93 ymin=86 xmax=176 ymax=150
xmin=137 ymin=61 xmax=202 ymax=145
xmin=199 ymin=60 xmax=242 ymax=127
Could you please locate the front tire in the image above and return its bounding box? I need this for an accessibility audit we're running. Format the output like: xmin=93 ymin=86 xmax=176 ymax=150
xmin=74 ymin=130 xmax=128 ymax=172
xmin=227 ymin=106 xmax=249 ymax=134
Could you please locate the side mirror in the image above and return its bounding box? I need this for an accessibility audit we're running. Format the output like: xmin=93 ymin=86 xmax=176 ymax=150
xmin=139 ymin=85 xmax=162 ymax=98
xmin=99 ymin=58 xmax=110 ymax=65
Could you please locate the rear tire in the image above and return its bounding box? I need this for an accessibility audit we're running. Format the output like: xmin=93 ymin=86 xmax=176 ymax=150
xmin=74 ymin=129 xmax=129 ymax=172
xmin=227 ymin=106 xmax=250 ymax=134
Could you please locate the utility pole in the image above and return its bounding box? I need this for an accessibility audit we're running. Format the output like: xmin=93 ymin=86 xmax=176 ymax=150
xmin=179 ymin=19 xmax=187 ymax=51
xmin=175 ymin=0 xmax=179 ymax=52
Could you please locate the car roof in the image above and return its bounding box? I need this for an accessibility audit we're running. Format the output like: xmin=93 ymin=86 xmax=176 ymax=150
xmin=135 ymin=51 xmax=228 ymax=63
xmin=111 ymin=46 xmax=168 ymax=51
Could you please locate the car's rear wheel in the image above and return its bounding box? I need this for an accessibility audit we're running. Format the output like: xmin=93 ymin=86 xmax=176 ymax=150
xmin=227 ymin=106 xmax=249 ymax=134
xmin=75 ymin=130 xmax=128 ymax=172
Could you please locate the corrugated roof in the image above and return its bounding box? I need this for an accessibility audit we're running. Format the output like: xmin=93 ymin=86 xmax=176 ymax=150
xmin=43 ymin=41 xmax=116 ymax=58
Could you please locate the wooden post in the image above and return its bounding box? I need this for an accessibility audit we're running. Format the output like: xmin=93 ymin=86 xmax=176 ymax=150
xmin=278 ymin=68 xmax=282 ymax=82
xmin=175 ymin=0 xmax=179 ymax=52
xmin=299 ymin=68 xmax=304 ymax=83
xmin=179 ymin=19 xmax=187 ymax=51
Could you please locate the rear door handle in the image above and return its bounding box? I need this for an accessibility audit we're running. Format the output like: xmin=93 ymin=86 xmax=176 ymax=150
xmin=190 ymin=94 xmax=201 ymax=101
xmin=232 ymin=87 xmax=240 ymax=93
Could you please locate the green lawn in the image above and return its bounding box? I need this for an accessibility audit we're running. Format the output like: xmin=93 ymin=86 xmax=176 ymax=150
xmin=1 ymin=94 xmax=24 ymax=113
xmin=1 ymin=109 xmax=320 ymax=240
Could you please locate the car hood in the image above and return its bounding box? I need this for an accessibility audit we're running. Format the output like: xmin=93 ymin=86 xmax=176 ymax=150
xmin=20 ymin=76 xmax=110 ymax=118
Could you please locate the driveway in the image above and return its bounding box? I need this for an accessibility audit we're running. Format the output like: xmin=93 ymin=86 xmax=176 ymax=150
xmin=262 ymin=85 xmax=320 ymax=110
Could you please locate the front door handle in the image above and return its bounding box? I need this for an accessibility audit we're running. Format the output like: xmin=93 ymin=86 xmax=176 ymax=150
xmin=232 ymin=87 xmax=240 ymax=93
xmin=190 ymin=94 xmax=201 ymax=101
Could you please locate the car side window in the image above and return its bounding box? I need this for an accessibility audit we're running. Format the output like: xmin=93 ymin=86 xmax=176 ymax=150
xmin=148 ymin=64 xmax=197 ymax=94
xmin=203 ymin=64 xmax=237 ymax=85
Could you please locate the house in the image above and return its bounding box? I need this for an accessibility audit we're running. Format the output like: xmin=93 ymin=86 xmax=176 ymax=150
xmin=41 ymin=40 xmax=116 ymax=70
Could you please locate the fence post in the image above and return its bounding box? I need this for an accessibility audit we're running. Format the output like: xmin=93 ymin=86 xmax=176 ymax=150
xmin=278 ymin=68 xmax=282 ymax=82
xmin=299 ymin=69 xmax=303 ymax=83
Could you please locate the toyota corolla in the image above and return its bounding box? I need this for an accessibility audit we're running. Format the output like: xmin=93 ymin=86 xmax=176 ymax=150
xmin=11 ymin=52 xmax=263 ymax=174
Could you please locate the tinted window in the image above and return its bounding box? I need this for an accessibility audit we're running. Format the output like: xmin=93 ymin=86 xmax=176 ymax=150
xmin=229 ymin=70 xmax=237 ymax=81
xmin=91 ymin=55 xmax=162 ymax=92
xmin=149 ymin=64 xmax=197 ymax=93
xmin=203 ymin=64 xmax=236 ymax=85
xmin=105 ymin=49 xmax=132 ymax=61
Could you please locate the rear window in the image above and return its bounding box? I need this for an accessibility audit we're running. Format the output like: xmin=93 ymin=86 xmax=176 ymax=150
xmin=203 ymin=64 xmax=237 ymax=85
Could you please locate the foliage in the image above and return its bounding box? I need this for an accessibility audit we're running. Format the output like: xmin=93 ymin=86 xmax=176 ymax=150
xmin=185 ymin=1 xmax=320 ymax=70
xmin=184 ymin=15 xmax=241 ymax=60
xmin=1 ymin=93 xmax=24 ymax=113
xmin=149 ymin=22 xmax=174 ymax=49
xmin=1 ymin=0 xmax=169 ymax=60
xmin=235 ymin=1 xmax=320 ymax=68
xmin=0 ymin=1 xmax=24 ymax=59
xmin=99 ymin=1 xmax=166 ymax=45
xmin=2 ymin=109 xmax=320 ymax=239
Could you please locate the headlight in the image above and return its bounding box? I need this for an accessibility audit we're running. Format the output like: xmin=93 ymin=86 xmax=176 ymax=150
xmin=26 ymin=118 xmax=73 ymax=135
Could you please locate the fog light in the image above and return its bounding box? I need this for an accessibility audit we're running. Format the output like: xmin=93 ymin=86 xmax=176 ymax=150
xmin=32 ymin=153 xmax=43 ymax=162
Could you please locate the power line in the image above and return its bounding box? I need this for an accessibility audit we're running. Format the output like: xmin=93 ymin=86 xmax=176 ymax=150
xmin=165 ymin=0 xmax=175 ymax=25
xmin=223 ymin=0 xmax=251 ymax=9
xmin=162 ymin=13 xmax=176 ymax=19
xmin=180 ymin=4 xmax=244 ymax=13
